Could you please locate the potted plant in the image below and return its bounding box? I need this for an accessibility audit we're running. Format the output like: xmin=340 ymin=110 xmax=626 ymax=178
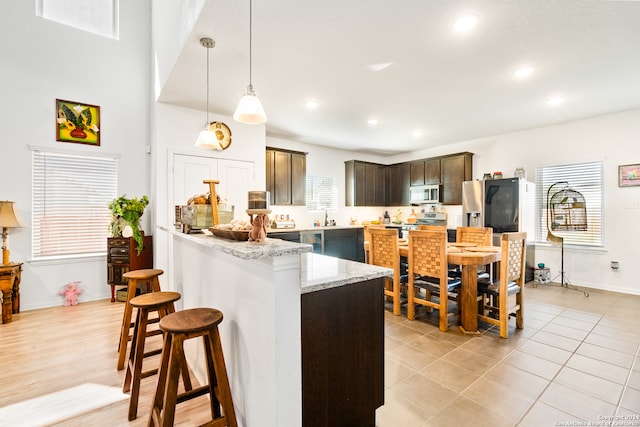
xmin=108 ymin=194 xmax=149 ymax=254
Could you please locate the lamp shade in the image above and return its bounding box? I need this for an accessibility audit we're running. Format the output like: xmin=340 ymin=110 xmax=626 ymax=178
xmin=195 ymin=128 xmax=222 ymax=150
xmin=233 ymin=90 xmax=267 ymax=124
xmin=0 ymin=201 xmax=23 ymax=228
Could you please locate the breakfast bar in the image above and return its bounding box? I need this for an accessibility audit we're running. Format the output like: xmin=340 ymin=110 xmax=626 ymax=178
xmin=167 ymin=229 xmax=391 ymax=427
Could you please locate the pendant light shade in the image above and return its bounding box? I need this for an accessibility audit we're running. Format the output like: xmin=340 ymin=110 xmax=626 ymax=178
xmin=195 ymin=37 xmax=222 ymax=150
xmin=234 ymin=0 xmax=267 ymax=124
xmin=234 ymin=85 xmax=267 ymax=124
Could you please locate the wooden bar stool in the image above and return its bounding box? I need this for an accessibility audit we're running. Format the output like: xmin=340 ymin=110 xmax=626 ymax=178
xmin=123 ymin=291 xmax=189 ymax=421
xmin=117 ymin=268 xmax=164 ymax=371
xmin=149 ymin=308 xmax=237 ymax=427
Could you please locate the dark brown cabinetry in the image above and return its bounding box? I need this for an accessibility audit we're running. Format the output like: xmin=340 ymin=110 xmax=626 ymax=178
xmin=346 ymin=152 xmax=472 ymax=207
xmin=266 ymin=147 xmax=307 ymax=206
xmin=387 ymin=162 xmax=410 ymax=206
xmin=324 ymin=228 xmax=365 ymax=262
xmin=107 ymin=235 xmax=153 ymax=302
xmin=440 ymin=152 xmax=473 ymax=205
xmin=410 ymin=158 xmax=441 ymax=186
xmin=345 ymin=160 xmax=386 ymax=206
xmin=302 ymin=277 xmax=384 ymax=426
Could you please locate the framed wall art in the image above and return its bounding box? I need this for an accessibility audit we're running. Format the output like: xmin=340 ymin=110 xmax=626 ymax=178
xmin=618 ymin=163 xmax=640 ymax=187
xmin=56 ymin=99 xmax=100 ymax=146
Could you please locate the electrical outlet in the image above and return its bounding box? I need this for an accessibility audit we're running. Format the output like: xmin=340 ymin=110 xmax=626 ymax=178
xmin=624 ymin=200 xmax=640 ymax=209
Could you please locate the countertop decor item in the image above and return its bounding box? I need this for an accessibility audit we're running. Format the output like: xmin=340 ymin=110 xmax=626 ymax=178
xmin=56 ymin=99 xmax=100 ymax=146
xmin=108 ymin=194 xmax=149 ymax=254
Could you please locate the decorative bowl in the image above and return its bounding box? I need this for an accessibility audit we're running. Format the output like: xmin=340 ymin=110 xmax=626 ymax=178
xmin=209 ymin=228 xmax=250 ymax=241
xmin=537 ymin=263 xmax=545 ymax=269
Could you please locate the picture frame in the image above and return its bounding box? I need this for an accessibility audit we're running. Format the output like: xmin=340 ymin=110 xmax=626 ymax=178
xmin=56 ymin=99 xmax=100 ymax=146
xmin=618 ymin=163 xmax=640 ymax=187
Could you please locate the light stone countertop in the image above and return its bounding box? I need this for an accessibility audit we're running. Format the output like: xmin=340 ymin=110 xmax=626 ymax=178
xmin=300 ymin=253 xmax=392 ymax=294
xmin=165 ymin=227 xmax=392 ymax=293
xmin=169 ymin=228 xmax=313 ymax=259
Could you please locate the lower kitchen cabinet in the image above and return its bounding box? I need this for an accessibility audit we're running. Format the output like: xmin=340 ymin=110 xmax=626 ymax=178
xmin=324 ymin=228 xmax=364 ymax=263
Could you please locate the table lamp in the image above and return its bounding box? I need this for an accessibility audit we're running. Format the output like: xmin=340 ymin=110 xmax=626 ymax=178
xmin=0 ymin=201 xmax=24 ymax=265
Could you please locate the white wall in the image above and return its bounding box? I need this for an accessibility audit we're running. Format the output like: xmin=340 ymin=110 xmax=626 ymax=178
xmin=0 ymin=0 xmax=152 ymax=310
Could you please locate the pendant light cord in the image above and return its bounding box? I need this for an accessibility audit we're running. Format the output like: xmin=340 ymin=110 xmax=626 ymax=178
xmin=206 ymin=42 xmax=210 ymax=124
xmin=249 ymin=0 xmax=253 ymax=88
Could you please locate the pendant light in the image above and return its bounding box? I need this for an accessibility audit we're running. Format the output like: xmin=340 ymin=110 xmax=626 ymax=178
xmin=233 ymin=0 xmax=267 ymax=124
xmin=195 ymin=37 xmax=222 ymax=150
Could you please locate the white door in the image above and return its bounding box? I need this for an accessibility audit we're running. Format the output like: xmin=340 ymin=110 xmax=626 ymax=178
xmin=173 ymin=154 xmax=218 ymax=206
xmin=172 ymin=153 xmax=255 ymax=220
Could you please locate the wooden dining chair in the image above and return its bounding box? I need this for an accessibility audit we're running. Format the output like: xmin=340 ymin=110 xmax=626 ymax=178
xmin=406 ymin=229 xmax=461 ymax=331
xmin=477 ymin=232 xmax=526 ymax=338
xmin=363 ymin=224 xmax=386 ymax=264
xmin=454 ymin=226 xmax=493 ymax=280
xmin=368 ymin=227 xmax=404 ymax=316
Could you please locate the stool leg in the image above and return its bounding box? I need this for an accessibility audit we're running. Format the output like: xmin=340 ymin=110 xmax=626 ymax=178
xmin=207 ymin=328 xmax=238 ymax=426
xmin=117 ymin=279 xmax=139 ymax=370
xmin=203 ymin=333 xmax=222 ymax=419
xmin=149 ymin=332 xmax=172 ymax=427
xmin=161 ymin=335 xmax=185 ymax=427
xmin=127 ymin=307 xmax=150 ymax=421
xmin=123 ymin=307 xmax=142 ymax=393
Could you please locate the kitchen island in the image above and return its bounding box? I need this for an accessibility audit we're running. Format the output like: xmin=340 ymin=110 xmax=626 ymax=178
xmin=167 ymin=229 xmax=391 ymax=427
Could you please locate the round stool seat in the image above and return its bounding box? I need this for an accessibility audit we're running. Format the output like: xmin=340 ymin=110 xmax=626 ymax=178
xmin=122 ymin=268 xmax=164 ymax=281
xmin=130 ymin=291 xmax=181 ymax=310
xmin=160 ymin=308 xmax=223 ymax=334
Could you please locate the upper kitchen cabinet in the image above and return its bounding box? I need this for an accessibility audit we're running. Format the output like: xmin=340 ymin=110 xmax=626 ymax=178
xmin=410 ymin=158 xmax=441 ymax=186
xmin=387 ymin=162 xmax=410 ymax=206
xmin=440 ymin=152 xmax=473 ymax=205
xmin=266 ymin=147 xmax=307 ymax=206
xmin=345 ymin=160 xmax=386 ymax=206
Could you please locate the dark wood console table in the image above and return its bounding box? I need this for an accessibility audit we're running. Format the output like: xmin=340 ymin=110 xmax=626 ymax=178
xmin=107 ymin=236 xmax=153 ymax=302
xmin=0 ymin=262 xmax=23 ymax=324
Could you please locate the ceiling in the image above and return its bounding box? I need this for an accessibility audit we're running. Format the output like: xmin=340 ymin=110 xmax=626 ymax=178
xmin=158 ymin=0 xmax=640 ymax=156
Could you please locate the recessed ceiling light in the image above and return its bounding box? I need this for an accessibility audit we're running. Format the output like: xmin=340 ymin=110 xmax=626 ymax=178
xmin=547 ymin=96 xmax=565 ymax=106
xmin=453 ymin=14 xmax=479 ymax=33
xmin=305 ymin=100 xmax=318 ymax=109
xmin=412 ymin=130 xmax=424 ymax=138
xmin=513 ymin=66 xmax=534 ymax=80
xmin=367 ymin=119 xmax=379 ymax=126
xmin=366 ymin=63 xmax=393 ymax=72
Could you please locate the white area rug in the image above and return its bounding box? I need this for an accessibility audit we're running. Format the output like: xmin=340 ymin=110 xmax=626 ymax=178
xmin=0 ymin=383 xmax=127 ymax=426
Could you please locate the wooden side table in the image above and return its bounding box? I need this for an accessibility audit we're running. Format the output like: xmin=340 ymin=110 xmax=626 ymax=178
xmin=0 ymin=262 xmax=23 ymax=324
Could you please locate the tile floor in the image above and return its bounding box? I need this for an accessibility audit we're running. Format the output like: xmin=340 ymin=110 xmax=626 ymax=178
xmin=375 ymin=282 xmax=640 ymax=427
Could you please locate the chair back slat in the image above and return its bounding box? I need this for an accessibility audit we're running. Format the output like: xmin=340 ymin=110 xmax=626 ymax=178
xmin=369 ymin=228 xmax=399 ymax=270
xmin=502 ymin=232 xmax=526 ymax=284
xmin=456 ymin=226 xmax=493 ymax=246
xmin=409 ymin=229 xmax=446 ymax=280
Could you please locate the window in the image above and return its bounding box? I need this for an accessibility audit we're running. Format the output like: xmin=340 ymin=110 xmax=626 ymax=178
xmin=32 ymin=148 xmax=118 ymax=258
xmin=306 ymin=176 xmax=337 ymax=211
xmin=535 ymin=161 xmax=603 ymax=247
xmin=36 ymin=0 xmax=119 ymax=39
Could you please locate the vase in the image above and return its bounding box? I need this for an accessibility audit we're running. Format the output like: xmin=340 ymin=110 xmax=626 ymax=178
xmin=70 ymin=127 xmax=87 ymax=139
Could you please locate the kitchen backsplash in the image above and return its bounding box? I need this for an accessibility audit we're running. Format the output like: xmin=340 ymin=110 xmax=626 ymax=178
xmin=266 ymin=204 xmax=464 ymax=229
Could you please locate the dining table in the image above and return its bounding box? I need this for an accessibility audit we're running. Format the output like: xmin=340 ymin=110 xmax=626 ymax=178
xmin=398 ymin=242 xmax=501 ymax=335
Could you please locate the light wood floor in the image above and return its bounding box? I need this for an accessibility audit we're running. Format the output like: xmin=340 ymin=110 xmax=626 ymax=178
xmin=0 ymin=299 xmax=215 ymax=426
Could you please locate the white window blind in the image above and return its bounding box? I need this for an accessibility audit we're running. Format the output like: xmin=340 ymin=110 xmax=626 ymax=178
xmin=535 ymin=161 xmax=603 ymax=247
xmin=306 ymin=176 xmax=338 ymax=211
xmin=32 ymin=150 xmax=118 ymax=257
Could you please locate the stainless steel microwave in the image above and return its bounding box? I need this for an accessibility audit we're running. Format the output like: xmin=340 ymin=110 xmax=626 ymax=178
xmin=409 ymin=185 xmax=440 ymax=204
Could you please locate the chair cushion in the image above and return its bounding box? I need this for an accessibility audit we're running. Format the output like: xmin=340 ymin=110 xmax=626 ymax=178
xmin=478 ymin=279 xmax=521 ymax=296
xmin=414 ymin=276 xmax=461 ymax=293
